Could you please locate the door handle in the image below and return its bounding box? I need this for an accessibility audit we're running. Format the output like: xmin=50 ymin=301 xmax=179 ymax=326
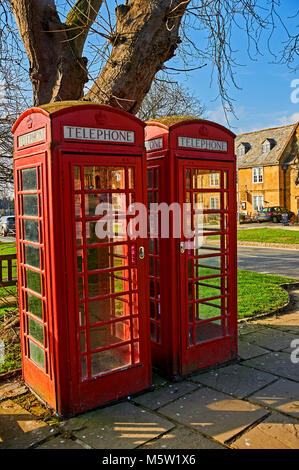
xmin=139 ymin=246 xmax=145 ymax=259
xmin=180 ymin=242 xmax=185 ymax=254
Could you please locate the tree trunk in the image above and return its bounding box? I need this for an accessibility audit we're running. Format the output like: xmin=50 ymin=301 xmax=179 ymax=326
xmin=8 ymin=0 xmax=91 ymax=105
xmin=8 ymin=0 xmax=188 ymax=111
xmin=85 ymin=0 xmax=188 ymax=114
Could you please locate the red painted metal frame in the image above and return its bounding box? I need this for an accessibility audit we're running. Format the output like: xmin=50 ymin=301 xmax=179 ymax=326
xmin=145 ymin=119 xmax=237 ymax=377
xmin=13 ymin=104 xmax=151 ymax=415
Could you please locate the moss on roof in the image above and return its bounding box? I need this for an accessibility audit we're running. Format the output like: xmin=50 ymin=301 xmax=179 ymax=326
xmin=39 ymin=100 xmax=99 ymax=114
xmin=147 ymin=115 xmax=203 ymax=127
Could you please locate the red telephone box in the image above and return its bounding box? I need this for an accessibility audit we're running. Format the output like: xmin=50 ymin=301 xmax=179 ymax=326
xmin=12 ymin=102 xmax=151 ymax=415
xmin=145 ymin=117 xmax=237 ymax=377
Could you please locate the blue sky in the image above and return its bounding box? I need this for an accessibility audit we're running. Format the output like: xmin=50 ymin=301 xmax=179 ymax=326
xmin=173 ymin=1 xmax=299 ymax=134
xmin=8 ymin=1 xmax=299 ymax=136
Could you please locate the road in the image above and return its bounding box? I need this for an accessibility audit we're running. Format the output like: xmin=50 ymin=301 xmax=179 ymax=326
xmin=238 ymin=246 xmax=299 ymax=279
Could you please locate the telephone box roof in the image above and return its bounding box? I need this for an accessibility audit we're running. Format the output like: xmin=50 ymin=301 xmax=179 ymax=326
xmin=146 ymin=115 xmax=235 ymax=137
xmin=12 ymin=101 xmax=144 ymax=133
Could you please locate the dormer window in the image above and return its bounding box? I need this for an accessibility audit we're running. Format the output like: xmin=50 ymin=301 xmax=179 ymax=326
xmin=238 ymin=143 xmax=250 ymax=157
xmin=262 ymin=139 xmax=276 ymax=153
xmin=238 ymin=145 xmax=245 ymax=157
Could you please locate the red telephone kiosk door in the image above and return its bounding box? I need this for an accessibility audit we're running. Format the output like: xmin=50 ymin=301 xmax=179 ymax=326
xmin=63 ymin=154 xmax=150 ymax=411
xmin=178 ymin=159 xmax=237 ymax=373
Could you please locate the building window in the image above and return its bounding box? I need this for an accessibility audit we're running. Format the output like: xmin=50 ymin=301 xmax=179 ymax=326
xmin=238 ymin=145 xmax=245 ymax=157
xmin=210 ymin=196 xmax=219 ymax=209
xmin=262 ymin=141 xmax=271 ymax=153
xmin=209 ymin=172 xmax=219 ymax=187
xmin=252 ymin=167 xmax=263 ymax=183
xmin=253 ymin=195 xmax=264 ymax=211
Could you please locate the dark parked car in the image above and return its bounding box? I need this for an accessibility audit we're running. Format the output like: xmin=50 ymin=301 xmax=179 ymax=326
xmin=257 ymin=206 xmax=295 ymax=223
xmin=0 ymin=215 xmax=16 ymax=236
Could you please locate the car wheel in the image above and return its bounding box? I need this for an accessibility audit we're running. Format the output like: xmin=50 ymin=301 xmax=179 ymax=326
xmin=272 ymin=216 xmax=278 ymax=223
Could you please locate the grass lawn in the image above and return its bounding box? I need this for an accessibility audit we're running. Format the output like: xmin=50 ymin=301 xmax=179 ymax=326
xmin=237 ymin=269 xmax=297 ymax=319
xmin=237 ymin=228 xmax=299 ymax=245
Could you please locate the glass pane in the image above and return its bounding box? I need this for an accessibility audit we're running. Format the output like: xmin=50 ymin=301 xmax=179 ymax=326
xmin=194 ymin=277 xmax=222 ymax=299
xmin=22 ymin=168 xmax=37 ymax=191
xmin=80 ymin=330 xmax=86 ymax=352
xmin=87 ymin=245 xmax=128 ymax=272
xmin=193 ymin=258 xmax=222 ymax=278
xmin=132 ymin=341 xmax=140 ymax=363
xmin=88 ymin=294 xmax=130 ymax=324
xmin=195 ymin=300 xmax=222 ymax=321
xmin=78 ymin=276 xmax=84 ymax=300
xmin=150 ymin=321 xmax=156 ymax=341
xmin=197 ymin=235 xmax=223 ymax=253
xmin=84 ymin=167 xmax=125 ymax=190
xmin=147 ymin=170 xmax=153 ymax=189
xmin=128 ymin=168 xmax=134 ymax=189
xmin=202 ymin=213 xmax=222 ymax=232
xmin=26 ymin=269 xmax=41 ymax=294
xmin=23 ymin=195 xmax=38 ymax=216
xmin=81 ymin=356 xmax=87 ymax=380
xmin=77 ymin=249 xmax=83 ymax=272
xmin=24 ymin=220 xmax=39 ymax=243
xmin=195 ymin=320 xmax=223 ymax=344
xmin=186 ymin=169 xmax=191 ymax=189
xmin=79 ymin=303 xmax=85 ymax=326
xmin=74 ymin=194 xmax=81 ymax=217
xmin=74 ymin=166 xmax=81 ymax=190
xmin=88 ymin=270 xmax=129 ymax=298
xmin=90 ymin=320 xmax=131 ymax=350
xmin=28 ymin=317 xmax=44 ymax=344
xmin=193 ymin=170 xmax=221 ymax=189
xmin=29 ymin=340 xmax=45 ymax=369
xmin=76 ymin=222 xmax=83 ymax=245
xmin=85 ymin=193 xmax=126 ymax=217
xmin=91 ymin=344 xmax=132 ymax=377
xmin=25 ymin=245 xmax=40 ymax=268
xmin=28 ymin=293 xmax=43 ymax=319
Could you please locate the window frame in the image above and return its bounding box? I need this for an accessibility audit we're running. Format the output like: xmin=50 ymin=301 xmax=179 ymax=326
xmin=252 ymin=167 xmax=263 ymax=184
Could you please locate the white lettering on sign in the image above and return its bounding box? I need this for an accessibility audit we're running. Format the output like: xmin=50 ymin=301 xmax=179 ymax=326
xmin=145 ymin=137 xmax=163 ymax=151
xmin=18 ymin=127 xmax=46 ymax=147
xmin=64 ymin=126 xmax=135 ymax=144
xmin=178 ymin=136 xmax=227 ymax=152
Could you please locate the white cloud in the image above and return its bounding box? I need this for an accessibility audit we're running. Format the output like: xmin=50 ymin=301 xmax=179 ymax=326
xmin=276 ymin=112 xmax=299 ymax=126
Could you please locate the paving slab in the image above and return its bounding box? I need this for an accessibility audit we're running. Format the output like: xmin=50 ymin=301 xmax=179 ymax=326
xmin=142 ymin=425 xmax=226 ymax=449
xmin=37 ymin=436 xmax=88 ymax=449
xmin=133 ymin=381 xmax=199 ymax=410
xmin=244 ymin=328 xmax=297 ymax=351
xmin=238 ymin=324 xmax=261 ymax=337
xmin=248 ymin=378 xmax=299 ymax=418
xmin=158 ymin=388 xmax=268 ymax=444
xmin=191 ymin=364 xmax=278 ymax=398
xmin=242 ymin=351 xmax=299 ymax=382
xmin=238 ymin=339 xmax=269 ymax=360
xmin=62 ymin=401 xmax=174 ymax=449
xmin=255 ymin=311 xmax=299 ymax=334
xmin=232 ymin=413 xmax=299 ymax=449
xmin=0 ymin=379 xmax=28 ymax=401
xmin=0 ymin=399 xmax=53 ymax=449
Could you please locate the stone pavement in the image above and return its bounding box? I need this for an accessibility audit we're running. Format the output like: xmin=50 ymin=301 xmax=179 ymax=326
xmin=1 ymin=290 xmax=299 ymax=450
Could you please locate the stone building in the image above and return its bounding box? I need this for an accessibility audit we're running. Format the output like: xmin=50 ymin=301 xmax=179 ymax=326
xmin=235 ymin=122 xmax=299 ymax=217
